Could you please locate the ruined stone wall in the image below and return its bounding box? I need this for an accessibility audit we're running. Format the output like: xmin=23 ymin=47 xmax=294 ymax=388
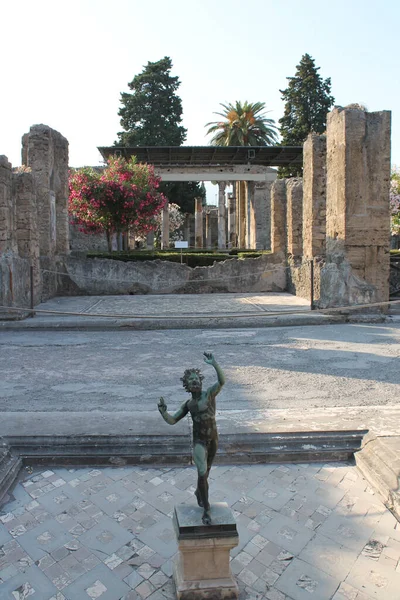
xmin=303 ymin=133 xmax=326 ymax=259
xmin=0 ymin=158 xmax=37 ymax=311
xmin=22 ymin=124 xmax=69 ymax=300
xmin=320 ymin=107 xmax=391 ymax=307
xmin=0 ymin=156 xmax=17 ymax=254
xmin=13 ymin=171 xmax=41 ymax=304
xmin=57 ymin=253 xmax=286 ymax=295
xmin=69 ymin=223 xmax=109 ymax=252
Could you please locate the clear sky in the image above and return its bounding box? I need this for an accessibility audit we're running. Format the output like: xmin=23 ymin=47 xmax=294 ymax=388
xmin=1 ymin=0 xmax=399 ymax=204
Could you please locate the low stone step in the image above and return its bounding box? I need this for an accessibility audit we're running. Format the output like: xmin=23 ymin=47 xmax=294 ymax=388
xmin=4 ymin=430 xmax=367 ymax=467
xmin=0 ymin=455 xmax=22 ymax=505
xmin=356 ymin=435 xmax=400 ymax=522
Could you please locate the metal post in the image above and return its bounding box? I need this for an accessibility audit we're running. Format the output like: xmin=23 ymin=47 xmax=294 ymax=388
xmin=30 ymin=265 xmax=35 ymax=317
xmin=310 ymin=259 xmax=314 ymax=310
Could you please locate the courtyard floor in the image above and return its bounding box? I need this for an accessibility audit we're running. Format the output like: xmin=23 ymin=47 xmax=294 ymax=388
xmin=1 ymin=462 xmax=400 ymax=600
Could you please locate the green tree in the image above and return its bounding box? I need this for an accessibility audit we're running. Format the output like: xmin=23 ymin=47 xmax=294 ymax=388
xmin=116 ymin=56 xmax=187 ymax=146
xmin=116 ymin=57 xmax=205 ymax=212
xmin=205 ymin=101 xmax=278 ymax=146
xmin=278 ymin=54 xmax=335 ymax=177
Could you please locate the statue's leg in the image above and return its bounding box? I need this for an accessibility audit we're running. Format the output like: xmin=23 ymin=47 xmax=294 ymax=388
xmin=193 ymin=443 xmax=211 ymax=523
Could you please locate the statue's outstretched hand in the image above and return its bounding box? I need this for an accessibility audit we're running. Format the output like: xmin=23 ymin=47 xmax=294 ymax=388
xmin=158 ymin=397 xmax=167 ymax=414
xmin=203 ymin=352 xmax=215 ymax=365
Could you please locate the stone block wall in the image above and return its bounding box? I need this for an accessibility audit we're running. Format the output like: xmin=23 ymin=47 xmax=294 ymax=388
xmin=286 ymin=178 xmax=303 ymax=257
xmin=303 ymin=133 xmax=326 ymax=259
xmin=320 ymin=107 xmax=391 ymax=307
xmin=0 ymin=156 xmax=17 ymax=254
xmin=271 ymin=180 xmax=287 ymax=256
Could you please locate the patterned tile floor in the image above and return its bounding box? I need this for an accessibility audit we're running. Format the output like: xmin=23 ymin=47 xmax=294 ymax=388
xmin=1 ymin=462 xmax=400 ymax=600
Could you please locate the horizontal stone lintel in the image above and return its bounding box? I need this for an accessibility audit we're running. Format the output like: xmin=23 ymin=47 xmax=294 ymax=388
xmin=157 ymin=172 xmax=277 ymax=182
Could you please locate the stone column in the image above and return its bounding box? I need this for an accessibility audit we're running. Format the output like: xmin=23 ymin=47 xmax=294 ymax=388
xmin=195 ymin=197 xmax=203 ymax=248
xmin=161 ymin=202 xmax=169 ymax=249
xmin=303 ymin=133 xmax=327 ymax=259
xmin=237 ymin=181 xmax=246 ymax=248
xmin=205 ymin=210 xmax=212 ymax=249
xmin=271 ymin=179 xmax=287 ymax=255
xmin=217 ymin=181 xmax=226 ymax=249
xmin=13 ymin=172 xmax=41 ymax=303
xmin=321 ymin=106 xmax=391 ymax=306
xmin=146 ymin=231 xmax=154 ymax=250
xmin=254 ymin=181 xmax=273 ymax=250
xmin=184 ymin=213 xmax=191 ymax=247
xmin=227 ymin=193 xmax=236 ymax=248
xmin=246 ymin=181 xmax=256 ymax=249
xmin=286 ymin=178 xmax=303 ymax=257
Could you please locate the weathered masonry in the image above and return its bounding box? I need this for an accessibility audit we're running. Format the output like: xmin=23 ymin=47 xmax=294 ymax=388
xmin=0 ymin=106 xmax=392 ymax=310
xmin=0 ymin=125 xmax=69 ymax=312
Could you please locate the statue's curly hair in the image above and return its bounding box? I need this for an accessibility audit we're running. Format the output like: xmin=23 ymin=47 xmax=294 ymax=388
xmin=181 ymin=368 xmax=204 ymax=392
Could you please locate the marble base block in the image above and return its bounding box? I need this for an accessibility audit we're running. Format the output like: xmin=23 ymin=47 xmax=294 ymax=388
xmin=173 ymin=502 xmax=239 ymax=600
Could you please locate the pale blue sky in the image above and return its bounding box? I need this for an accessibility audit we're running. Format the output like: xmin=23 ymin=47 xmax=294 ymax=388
xmin=1 ymin=0 xmax=398 ymax=203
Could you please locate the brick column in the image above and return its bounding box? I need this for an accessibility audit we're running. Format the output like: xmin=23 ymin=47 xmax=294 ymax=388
xmin=286 ymin=178 xmax=303 ymax=257
xmin=303 ymin=133 xmax=327 ymax=259
xmin=271 ymin=179 xmax=287 ymax=255
xmin=321 ymin=106 xmax=391 ymax=305
xmin=195 ymin=197 xmax=203 ymax=248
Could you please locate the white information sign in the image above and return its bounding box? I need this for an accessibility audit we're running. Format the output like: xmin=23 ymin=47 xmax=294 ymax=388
xmin=175 ymin=241 xmax=189 ymax=248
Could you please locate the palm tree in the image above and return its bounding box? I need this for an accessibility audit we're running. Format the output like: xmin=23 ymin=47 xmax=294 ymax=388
xmin=205 ymin=101 xmax=278 ymax=146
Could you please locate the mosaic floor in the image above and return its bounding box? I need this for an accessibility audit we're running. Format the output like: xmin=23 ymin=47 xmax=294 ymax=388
xmin=1 ymin=462 xmax=400 ymax=599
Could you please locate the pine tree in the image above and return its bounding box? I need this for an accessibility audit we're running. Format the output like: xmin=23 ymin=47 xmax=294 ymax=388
xmin=116 ymin=56 xmax=187 ymax=146
xmin=278 ymin=54 xmax=335 ymax=177
xmin=116 ymin=57 xmax=204 ymax=211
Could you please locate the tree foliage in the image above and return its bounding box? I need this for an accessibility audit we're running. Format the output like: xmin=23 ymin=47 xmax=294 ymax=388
xmin=116 ymin=57 xmax=204 ymax=212
xmin=206 ymin=101 xmax=278 ymax=146
xmin=116 ymin=57 xmax=187 ymax=146
xmin=279 ymin=54 xmax=335 ymax=177
xmin=391 ymin=168 xmax=400 ymax=236
xmin=69 ymin=157 xmax=166 ymax=249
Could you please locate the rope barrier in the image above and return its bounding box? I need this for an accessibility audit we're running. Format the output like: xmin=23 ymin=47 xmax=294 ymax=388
xmin=1 ymin=298 xmax=399 ymax=321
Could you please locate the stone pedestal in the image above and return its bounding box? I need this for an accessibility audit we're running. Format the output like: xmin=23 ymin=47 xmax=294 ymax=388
xmin=173 ymin=503 xmax=239 ymax=600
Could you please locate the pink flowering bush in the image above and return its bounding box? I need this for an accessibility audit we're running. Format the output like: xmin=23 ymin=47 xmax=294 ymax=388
xmin=69 ymin=157 xmax=167 ymax=249
xmin=390 ymin=169 xmax=400 ymax=236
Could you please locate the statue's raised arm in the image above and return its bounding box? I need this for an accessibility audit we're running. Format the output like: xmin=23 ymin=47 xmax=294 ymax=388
xmin=204 ymin=352 xmax=225 ymax=395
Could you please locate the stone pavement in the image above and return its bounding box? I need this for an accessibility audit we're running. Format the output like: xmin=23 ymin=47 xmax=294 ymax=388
xmin=1 ymin=293 xmax=348 ymax=331
xmin=1 ymin=462 xmax=400 ymax=600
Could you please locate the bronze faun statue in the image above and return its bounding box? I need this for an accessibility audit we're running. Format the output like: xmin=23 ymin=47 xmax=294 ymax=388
xmin=158 ymin=352 xmax=225 ymax=525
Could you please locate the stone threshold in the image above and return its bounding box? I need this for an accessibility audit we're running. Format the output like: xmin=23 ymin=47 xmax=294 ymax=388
xmin=0 ymin=430 xmax=367 ymax=507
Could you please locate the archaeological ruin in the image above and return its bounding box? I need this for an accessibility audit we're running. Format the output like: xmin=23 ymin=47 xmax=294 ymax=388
xmin=0 ymin=106 xmax=392 ymax=312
